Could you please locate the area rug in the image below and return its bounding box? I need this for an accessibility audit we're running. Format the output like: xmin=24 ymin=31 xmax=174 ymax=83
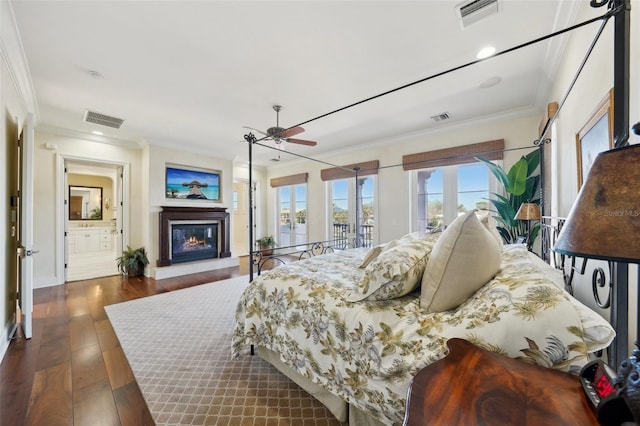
xmin=105 ymin=276 xmax=345 ymax=426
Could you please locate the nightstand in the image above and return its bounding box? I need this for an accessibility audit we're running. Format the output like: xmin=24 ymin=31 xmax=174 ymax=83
xmin=403 ymin=338 xmax=600 ymax=425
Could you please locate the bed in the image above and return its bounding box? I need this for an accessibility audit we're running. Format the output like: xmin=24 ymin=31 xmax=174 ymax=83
xmin=232 ymin=210 xmax=615 ymax=425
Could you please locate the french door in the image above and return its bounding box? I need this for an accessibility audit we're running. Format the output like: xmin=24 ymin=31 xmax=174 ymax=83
xmin=277 ymin=184 xmax=307 ymax=247
xmin=329 ymin=176 xmax=376 ymax=247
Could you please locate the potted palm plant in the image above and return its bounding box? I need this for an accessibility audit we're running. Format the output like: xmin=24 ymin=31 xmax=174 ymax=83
xmin=257 ymin=236 xmax=277 ymax=256
xmin=476 ymin=149 xmax=540 ymax=247
xmin=116 ymin=246 xmax=150 ymax=277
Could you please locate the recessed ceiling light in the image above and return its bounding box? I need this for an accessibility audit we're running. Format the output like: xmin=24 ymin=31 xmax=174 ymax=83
xmin=92 ymin=130 xmax=103 ymax=135
xmin=479 ymin=76 xmax=502 ymax=88
xmin=476 ymin=46 xmax=496 ymax=59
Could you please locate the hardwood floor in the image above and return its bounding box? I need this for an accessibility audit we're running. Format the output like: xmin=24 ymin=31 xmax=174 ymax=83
xmin=0 ymin=258 xmax=255 ymax=426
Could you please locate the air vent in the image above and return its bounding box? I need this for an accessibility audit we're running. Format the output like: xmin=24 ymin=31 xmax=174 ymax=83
xmin=83 ymin=110 xmax=125 ymax=129
xmin=455 ymin=0 xmax=500 ymax=29
xmin=431 ymin=112 xmax=451 ymax=122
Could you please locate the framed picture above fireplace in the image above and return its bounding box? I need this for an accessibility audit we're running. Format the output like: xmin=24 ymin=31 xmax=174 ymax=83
xmin=165 ymin=165 xmax=221 ymax=201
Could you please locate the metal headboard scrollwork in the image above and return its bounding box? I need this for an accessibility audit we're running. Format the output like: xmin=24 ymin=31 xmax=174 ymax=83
xmin=541 ymin=216 xmax=613 ymax=308
xmin=541 ymin=216 xmax=614 ymax=361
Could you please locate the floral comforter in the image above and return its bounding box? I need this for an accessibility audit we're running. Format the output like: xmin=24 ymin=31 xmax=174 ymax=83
xmin=232 ymin=245 xmax=601 ymax=425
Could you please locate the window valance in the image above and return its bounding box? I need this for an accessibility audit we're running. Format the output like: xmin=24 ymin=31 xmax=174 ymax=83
xmin=402 ymin=139 xmax=504 ymax=171
xmin=320 ymin=160 xmax=379 ymax=181
xmin=269 ymin=173 xmax=308 ymax=188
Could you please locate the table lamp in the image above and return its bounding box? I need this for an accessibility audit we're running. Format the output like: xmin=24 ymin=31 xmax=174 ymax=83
xmin=515 ymin=202 xmax=541 ymax=251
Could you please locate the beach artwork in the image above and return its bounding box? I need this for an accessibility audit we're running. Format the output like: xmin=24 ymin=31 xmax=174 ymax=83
xmin=166 ymin=166 xmax=220 ymax=200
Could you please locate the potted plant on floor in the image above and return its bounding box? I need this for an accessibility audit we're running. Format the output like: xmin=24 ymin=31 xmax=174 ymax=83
xmin=476 ymin=149 xmax=540 ymax=247
xmin=257 ymin=236 xmax=278 ymax=256
xmin=116 ymin=246 xmax=150 ymax=277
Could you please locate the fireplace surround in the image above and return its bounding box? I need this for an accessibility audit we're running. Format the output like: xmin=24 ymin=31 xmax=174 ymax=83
xmin=157 ymin=206 xmax=231 ymax=267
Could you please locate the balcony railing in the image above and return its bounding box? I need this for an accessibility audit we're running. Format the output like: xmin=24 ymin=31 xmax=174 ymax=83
xmin=332 ymin=223 xmax=373 ymax=248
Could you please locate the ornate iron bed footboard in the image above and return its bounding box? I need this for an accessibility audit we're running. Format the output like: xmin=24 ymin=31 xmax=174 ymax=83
xmin=251 ymin=237 xmax=362 ymax=275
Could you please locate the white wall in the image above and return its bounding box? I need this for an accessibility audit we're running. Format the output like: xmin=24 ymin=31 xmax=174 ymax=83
xmin=263 ymin=113 xmax=541 ymax=244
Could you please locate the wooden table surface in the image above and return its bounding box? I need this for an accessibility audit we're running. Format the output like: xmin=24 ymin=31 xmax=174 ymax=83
xmin=403 ymin=338 xmax=600 ymax=426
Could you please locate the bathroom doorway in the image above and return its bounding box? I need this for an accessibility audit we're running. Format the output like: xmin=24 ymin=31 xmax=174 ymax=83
xmin=60 ymin=157 xmax=128 ymax=282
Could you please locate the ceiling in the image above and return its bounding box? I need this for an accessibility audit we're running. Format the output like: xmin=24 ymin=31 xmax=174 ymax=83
xmin=10 ymin=0 xmax=595 ymax=166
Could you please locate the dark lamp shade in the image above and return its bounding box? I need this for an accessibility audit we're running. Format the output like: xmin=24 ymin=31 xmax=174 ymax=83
xmin=554 ymin=144 xmax=640 ymax=263
xmin=515 ymin=203 xmax=541 ymax=220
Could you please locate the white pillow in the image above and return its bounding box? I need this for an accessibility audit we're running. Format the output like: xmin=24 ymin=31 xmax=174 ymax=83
xmin=420 ymin=210 xmax=502 ymax=313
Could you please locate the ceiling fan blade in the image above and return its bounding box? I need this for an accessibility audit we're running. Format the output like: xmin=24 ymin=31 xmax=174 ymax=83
xmin=286 ymin=138 xmax=317 ymax=146
xmin=281 ymin=126 xmax=305 ymax=138
xmin=242 ymin=126 xmax=268 ymax=137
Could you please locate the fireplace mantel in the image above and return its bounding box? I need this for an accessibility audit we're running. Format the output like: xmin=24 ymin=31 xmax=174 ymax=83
xmin=157 ymin=206 xmax=231 ymax=267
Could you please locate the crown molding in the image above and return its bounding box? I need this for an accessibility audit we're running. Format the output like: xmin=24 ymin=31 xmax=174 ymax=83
xmin=1 ymin=1 xmax=39 ymax=121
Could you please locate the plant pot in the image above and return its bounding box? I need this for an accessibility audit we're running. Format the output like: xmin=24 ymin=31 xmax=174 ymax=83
xmin=259 ymin=245 xmax=273 ymax=256
xmin=126 ymin=265 xmax=143 ymax=277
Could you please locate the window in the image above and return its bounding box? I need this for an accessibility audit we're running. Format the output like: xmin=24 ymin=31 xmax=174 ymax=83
xmin=457 ymin=163 xmax=490 ymax=211
xmin=414 ymin=162 xmax=494 ymax=232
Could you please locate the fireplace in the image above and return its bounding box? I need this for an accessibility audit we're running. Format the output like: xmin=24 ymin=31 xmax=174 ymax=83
xmin=171 ymin=221 xmax=218 ymax=263
xmin=157 ymin=207 xmax=231 ymax=267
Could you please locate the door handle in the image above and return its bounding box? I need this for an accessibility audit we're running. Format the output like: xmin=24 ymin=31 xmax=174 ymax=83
xmin=18 ymin=246 xmax=39 ymax=258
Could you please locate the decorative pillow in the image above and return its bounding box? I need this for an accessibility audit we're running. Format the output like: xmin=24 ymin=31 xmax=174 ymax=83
xmin=420 ymin=210 xmax=502 ymax=312
xmin=475 ymin=210 xmax=504 ymax=250
xmin=348 ymin=236 xmax=438 ymax=302
xmin=358 ymin=239 xmax=399 ymax=269
xmin=398 ymin=229 xmax=443 ymax=242
xmin=359 ymin=245 xmax=384 ymax=269
xmin=398 ymin=231 xmax=423 ymax=241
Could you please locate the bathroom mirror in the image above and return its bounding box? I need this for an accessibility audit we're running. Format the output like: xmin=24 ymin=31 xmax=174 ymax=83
xmin=69 ymin=186 xmax=102 ymax=220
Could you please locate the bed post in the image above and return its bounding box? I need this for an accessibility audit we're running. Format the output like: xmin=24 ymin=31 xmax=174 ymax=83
xmin=605 ymin=0 xmax=631 ymax=368
xmin=245 ymin=132 xmax=256 ymax=282
xmin=354 ymin=166 xmax=361 ymax=248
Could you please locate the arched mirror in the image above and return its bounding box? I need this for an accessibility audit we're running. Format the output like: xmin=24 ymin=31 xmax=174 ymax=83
xmin=69 ymin=186 xmax=102 ymax=220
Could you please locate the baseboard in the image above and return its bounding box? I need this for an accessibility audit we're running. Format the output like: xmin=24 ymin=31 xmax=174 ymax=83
xmin=152 ymin=256 xmax=240 ymax=280
xmin=0 ymin=315 xmax=17 ymax=364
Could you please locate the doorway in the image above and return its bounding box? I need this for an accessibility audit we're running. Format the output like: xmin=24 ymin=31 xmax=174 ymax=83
xmin=276 ymin=183 xmax=308 ymax=247
xmin=328 ymin=176 xmax=376 ymax=247
xmin=58 ymin=157 xmax=129 ymax=282
xmin=232 ymin=181 xmax=249 ymax=256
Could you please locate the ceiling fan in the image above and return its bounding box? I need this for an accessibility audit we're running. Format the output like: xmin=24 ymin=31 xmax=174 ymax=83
xmin=244 ymin=105 xmax=318 ymax=148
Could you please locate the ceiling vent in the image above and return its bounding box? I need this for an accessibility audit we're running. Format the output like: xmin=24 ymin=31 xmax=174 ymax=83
xmin=431 ymin=112 xmax=451 ymax=122
xmin=83 ymin=110 xmax=125 ymax=129
xmin=455 ymin=0 xmax=500 ymax=29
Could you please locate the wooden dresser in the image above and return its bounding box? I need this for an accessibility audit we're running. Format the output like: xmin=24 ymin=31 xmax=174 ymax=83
xmin=403 ymin=338 xmax=600 ymax=425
